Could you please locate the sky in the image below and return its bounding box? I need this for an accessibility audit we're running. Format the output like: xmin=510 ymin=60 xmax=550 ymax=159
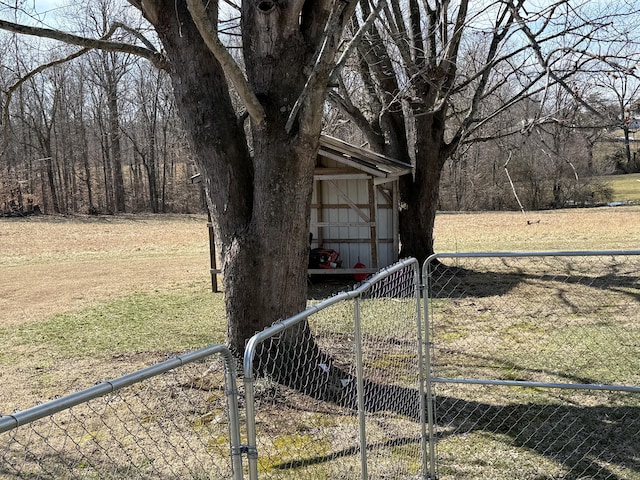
xmin=0 ymin=0 xmax=68 ymax=27
xmin=32 ymin=0 xmax=62 ymax=12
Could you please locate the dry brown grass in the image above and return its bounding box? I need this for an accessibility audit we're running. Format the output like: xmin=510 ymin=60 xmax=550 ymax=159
xmin=0 ymin=214 xmax=210 ymax=327
xmin=0 ymin=214 xmax=215 ymax=412
xmin=2 ymin=207 xmax=638 ymax=330
xmin=434 ymin=205 xmax=640 ymax=252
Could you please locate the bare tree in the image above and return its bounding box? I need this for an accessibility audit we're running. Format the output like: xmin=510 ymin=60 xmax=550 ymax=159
xmin=592 ymin=70 xmax=640 ymax=173
xmin=121 ymin=63 xmax=168 ymax=213
xmin=332 ymin=0 xmax=640 ymax=261
xmin=0 ymin=0 xmax=369 ymax=363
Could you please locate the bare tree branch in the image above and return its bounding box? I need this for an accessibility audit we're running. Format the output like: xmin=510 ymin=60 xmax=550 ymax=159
xmin=1 ymin=49 xmax=85 ymax=158
xmin=0 ymin=18 xmax=168 ymax=69
xmin=327 ymin=84 xmax=381 ymax=149
xmin=285 ymin=0 xmax=359 ymax=133
xmin=186 ymin=0 xmax=266 ymax=128
xmin=508 ymin=3 xmax=604 ymax=119
xmin=329 ymin=0 xmax=385 ymax=83
xmin=110 ymin=21 xmax=158 ymax=52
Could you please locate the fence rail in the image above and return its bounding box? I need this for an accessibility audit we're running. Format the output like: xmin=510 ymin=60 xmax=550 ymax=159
xmin=1 ymin=345 xmax=243 ymax=479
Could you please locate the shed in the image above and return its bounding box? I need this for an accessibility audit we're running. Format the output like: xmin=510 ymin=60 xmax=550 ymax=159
xmin=309 ymin=135 xmax=412 ymax=277
xmin=195 ymin=135 xmax=413 ymax=288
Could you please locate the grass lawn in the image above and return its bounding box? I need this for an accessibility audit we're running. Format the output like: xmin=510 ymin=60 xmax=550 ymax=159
xmin=0 ymin=209 xmax=638 ymax=479
xmin=598 ymin=172 xmax=640 ymax=203
xmin=433 ymin=204 xmax=640 ymax=252
xmin=0 ymin=214 xmax=223 ymax=411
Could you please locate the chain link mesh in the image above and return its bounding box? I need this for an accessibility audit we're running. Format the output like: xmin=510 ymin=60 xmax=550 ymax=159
xmin=358 ymin=263 xmax=426 ymax=479
xmin=247 ymin=260 xmax=424 ymax=480
xmin=4 ymin=253 xmax=636 ymax=479
xmin=1 ymin=351 xmax=238 ymax=479
xmin=425 ymin=253 xmax=640 ymax=479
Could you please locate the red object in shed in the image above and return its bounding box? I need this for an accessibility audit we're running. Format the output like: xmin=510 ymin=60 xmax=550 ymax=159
xmin=354 ymin=262 xmax=367 ymax=281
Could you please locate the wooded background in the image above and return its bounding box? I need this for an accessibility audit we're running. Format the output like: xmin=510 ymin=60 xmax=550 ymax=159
xmin=1 ymin=1 xmax=639 ymax=217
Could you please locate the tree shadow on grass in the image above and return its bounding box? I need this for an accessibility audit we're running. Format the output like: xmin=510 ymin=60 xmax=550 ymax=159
xmin=269 ymin=436 xmax=420 ymax=471
xmin=427 ymin=259 xmax=640 ymax=304
xmin=255 ymin=328 xmax=639 ymax=479
xmin=431 ymin=392 xmax=639 ymax=479
xmin=257 ymin=367 xmax=639 ymax=479
xmin=266 ymin=256 xmax=640 ymax=477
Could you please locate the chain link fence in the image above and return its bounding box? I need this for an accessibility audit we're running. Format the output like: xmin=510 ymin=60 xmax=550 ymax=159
xmin=243 ymin=258 xmax=425 ymax=480
xmin=3 ymin=252 xmax=637 ymax=479
xmin=423 ymin=251 xmax=640 ymax=480
xmin=0 ymin=345 xmax=243 ymax=480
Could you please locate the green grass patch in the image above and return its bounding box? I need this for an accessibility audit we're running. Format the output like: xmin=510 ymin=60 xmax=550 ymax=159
xmin=598 ymin=172 xmax=640 ymax=202
xmin=258 ymin=434 xmax=332 ymax=474
xmin=1 ymin=289 xmax=227 ymax=360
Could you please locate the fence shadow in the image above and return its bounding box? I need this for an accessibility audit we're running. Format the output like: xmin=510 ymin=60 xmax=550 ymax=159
xmin=358 ymin=381 xmax=638 ymax=479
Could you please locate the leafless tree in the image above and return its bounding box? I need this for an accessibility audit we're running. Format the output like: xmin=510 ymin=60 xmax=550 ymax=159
xmin=332 ymin=0 xmax=640 ymax=261
xmin=0 ymin=0 xmax=372 ymax=365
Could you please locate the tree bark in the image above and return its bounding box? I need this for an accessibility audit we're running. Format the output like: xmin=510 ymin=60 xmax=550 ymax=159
xmin=399 ymin=110 xmax=448 ymax=263
xmin=146 ymin=0 xmax=342 ymax=354
xmin=106 ymin=64 xmax=126 ymax=213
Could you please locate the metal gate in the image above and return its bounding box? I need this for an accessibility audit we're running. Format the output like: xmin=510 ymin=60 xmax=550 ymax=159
xmin=243 ymin=258 xmax=426 ymax=480
xmin=422 ymin=251 xmax=640 ymax=480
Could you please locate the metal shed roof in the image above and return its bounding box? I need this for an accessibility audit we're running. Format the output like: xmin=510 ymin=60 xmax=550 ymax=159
xmin=318 ymin=135 xmax=412 ymax=179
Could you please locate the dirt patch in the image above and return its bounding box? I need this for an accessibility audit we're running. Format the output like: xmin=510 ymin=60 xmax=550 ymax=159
xmin=0 ymin=255 xmax=209 ymax=327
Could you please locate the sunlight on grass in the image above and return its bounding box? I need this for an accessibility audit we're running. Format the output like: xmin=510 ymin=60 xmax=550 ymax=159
xmin=600 ymin=173 xmax=640 ymax=203
xmin=2 ymin=289 xmax=226 ymax=360
xmin=433 ymin=206 xmax=640 ymax=252
xmin=437 ymin=431 xmax=565 ymax=480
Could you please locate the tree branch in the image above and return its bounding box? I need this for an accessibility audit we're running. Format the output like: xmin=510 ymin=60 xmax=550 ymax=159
xmin=186 ymin=0 xmax=266 ymax=128
xmin=327 ymin=87 xmax=382 ymax=150
xmin=110 ymin=21 xmax=158 ymax=52
xmin=448 ymin=2 xmax=517 ymax=151
xmin=1 ymin=49 xmax=85 ymax=158
xmin=329 ymin=0 xmax=385 ymax=83
xmin=285 ymin=0 xmax=358 ymax=133
xmin=0 ymin=18 xmax=168 ymax=70
xmin=508 ymin=3 xmax=604 ymax=119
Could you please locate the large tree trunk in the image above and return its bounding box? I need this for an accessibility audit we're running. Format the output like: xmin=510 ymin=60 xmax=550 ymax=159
xmin=399 ymin=113 xmax=448 ymax=263
xmin=223 ymin=131 xmax=316 ymax=353
xmin=149 ymin=1 xmax=328 ymax=355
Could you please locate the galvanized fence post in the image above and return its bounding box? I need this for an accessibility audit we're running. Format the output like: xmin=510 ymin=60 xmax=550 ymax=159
xmin=414 ymin=259 xmax=432 ymax=480
xmin=423 ymin=254 xmax=439 ymax=480
xmin=353 ymin=293 xmax=368 ymax=479
xmin=243 ymin=361 xmax=260 ymax=480
xmin=221 ymin=347 xmax=245 ymax=480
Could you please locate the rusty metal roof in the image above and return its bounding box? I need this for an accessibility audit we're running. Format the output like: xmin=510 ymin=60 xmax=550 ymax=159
xmin=318 ymin=135 xmax=412 ymax=178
